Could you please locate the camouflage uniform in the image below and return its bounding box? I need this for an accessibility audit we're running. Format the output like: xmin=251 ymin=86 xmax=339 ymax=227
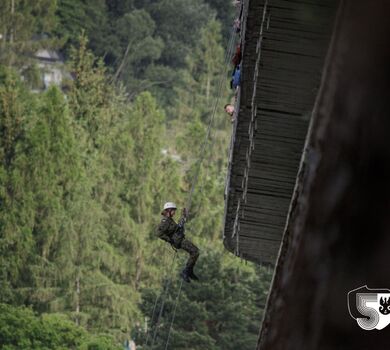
xmin=157 ymin=216 xmax=199 ymax=270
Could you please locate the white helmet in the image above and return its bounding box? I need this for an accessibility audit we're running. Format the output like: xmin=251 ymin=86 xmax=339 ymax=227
xmin=163 ymin=202 xmax=177 ymax=210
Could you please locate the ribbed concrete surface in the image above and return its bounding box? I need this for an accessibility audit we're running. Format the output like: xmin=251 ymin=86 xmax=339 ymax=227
xmin=223 ymin=0 xmax=338 ymax=265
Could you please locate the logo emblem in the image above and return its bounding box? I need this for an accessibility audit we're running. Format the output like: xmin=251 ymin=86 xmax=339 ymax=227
xmin=348 ymin=285 xmax=390 ymax=330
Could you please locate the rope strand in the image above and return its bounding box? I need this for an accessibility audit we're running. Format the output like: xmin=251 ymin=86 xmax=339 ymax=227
xmin=164 ymin=279 xmax=184 ymax=350
xmin=146 ymin=251 xmax=177 ymax=348
xmin=185 ymin=27 xmax=237 ymax=215
xmin=148 ymin=9 xmax=241 ymax=348
xmin=161 ymin=23 xmax=239 ymax=350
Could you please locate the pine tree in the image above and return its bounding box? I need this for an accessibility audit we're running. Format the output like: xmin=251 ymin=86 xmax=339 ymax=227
xmin=65 ymin=37 xmax=143 ymax=333
xmin=0 ymin=67 xmax=35 ymax=303
xmin=0 ymin=303 xmax=122 ymax=349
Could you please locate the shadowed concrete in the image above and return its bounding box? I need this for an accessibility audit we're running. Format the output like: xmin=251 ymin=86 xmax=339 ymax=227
xmin=224 ymin=0 xmax=338 ymax=265
xmin=258 ymin=1 xmax=390 ymax=349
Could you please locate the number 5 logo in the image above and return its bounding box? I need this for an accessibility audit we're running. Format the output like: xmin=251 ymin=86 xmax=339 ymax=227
xmin=348 ymin=285 xmax=390 ymax=330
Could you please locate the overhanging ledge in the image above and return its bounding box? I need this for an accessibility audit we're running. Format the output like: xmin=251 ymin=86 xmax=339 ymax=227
xmin=223 ymin=0 xmax=338 ymax=265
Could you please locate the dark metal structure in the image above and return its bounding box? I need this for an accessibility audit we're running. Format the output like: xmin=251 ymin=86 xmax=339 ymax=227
xmin=223 ymin=0 xmax=338 ymax=265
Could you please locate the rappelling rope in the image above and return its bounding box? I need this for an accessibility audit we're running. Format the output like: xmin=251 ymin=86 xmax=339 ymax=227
xmin=150 ymin=252 xmax=177 ymax=348
xmin=148 ymin=9 xmax=240 ymax=349
xmin=182 ymin=28 xmax=235 ymax=217
xmin=161 ymin=25 xmax=239 ymax=350
xmin=185 ymin=26 xmax=238 ymax=216
xmin=145 ymin=251 xmax=177 ymax=348
xmin=164 ymin=278 xmax=184 ymax=350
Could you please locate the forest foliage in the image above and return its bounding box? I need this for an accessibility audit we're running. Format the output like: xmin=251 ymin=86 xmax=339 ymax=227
xmin=0 ymin=1 xmax=272 ymax=349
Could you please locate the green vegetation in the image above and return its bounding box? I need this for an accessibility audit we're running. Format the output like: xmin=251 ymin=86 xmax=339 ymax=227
xmin=0 ymin=303 xmax=121 ymax=350
xmin=140 ymin=249 xmax=271 ymax=350
xmin=0 ymin=1 xmax=272 ymax=349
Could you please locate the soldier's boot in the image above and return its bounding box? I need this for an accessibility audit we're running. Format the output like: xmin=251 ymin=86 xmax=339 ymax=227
xmin=180 ymin=268 xmax=191 ymax=283
xmin=188 ymin=267 xmax=199 ymax=281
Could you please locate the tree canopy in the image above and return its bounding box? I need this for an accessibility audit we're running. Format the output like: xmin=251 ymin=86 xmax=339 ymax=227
xmin=0 ymin=1 xmax=272 ymax=348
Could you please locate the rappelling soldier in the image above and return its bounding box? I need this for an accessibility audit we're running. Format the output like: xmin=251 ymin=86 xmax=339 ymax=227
xmin=157 ymin=202 xmax=200 ymax=283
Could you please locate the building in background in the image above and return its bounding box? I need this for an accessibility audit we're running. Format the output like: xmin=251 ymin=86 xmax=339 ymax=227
xmin=34 ymin=49 xmax=65 ymax=89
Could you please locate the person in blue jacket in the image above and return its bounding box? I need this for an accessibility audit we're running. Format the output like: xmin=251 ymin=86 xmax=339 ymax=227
xmin=231 ymin=64 xmax=241 ymax=90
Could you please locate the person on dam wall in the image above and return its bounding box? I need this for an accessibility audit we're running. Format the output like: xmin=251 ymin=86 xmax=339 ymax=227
xmin=157 ymin=202 xmax=200 ymax=283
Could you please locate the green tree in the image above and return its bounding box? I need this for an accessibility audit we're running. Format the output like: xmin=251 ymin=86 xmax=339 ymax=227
xmin=0 ymin=303 xmax=122 ymax=349
xmin=67 ymin=35 xmax=109 ymax=146
xmin=0 ymin=0 xmax=57 ymax=65
xmin=148 ymin=0 xmax=213 ymax=68
xmin=0 ymin=0 xmax=57 ymax=43
xmin=0 ymin=4 xmax=274 ymax=349
xmin=55 ymin=0 xmax=108 ymax=48
xmin=112 ymin=9 xmax=164 ymax=84
xmin=204 ymin=0 xmax=236 ymax=42
xmin=65 ymin=38 xmax=143 ymax=334
xmin=0 ymin=67 xmax=35 ymax=304
xmin=140 ymin=249 xmax=272 ymax=350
